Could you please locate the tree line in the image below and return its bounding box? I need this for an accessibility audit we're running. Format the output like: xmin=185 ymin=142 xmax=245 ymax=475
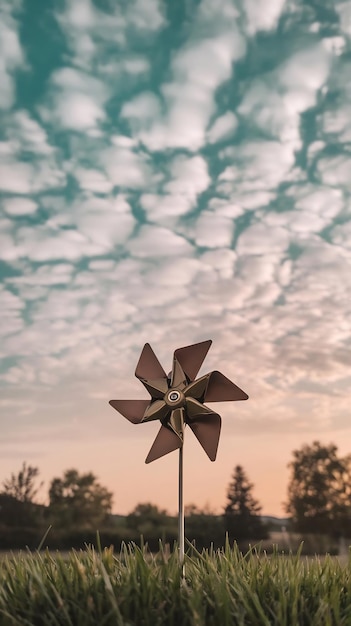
xmin=0 ymin=441 xmax=350 ymax=550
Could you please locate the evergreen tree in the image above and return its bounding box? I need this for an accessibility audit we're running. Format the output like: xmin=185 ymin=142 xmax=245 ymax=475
xmin=224 ymin=465 xmax=267 ymax=541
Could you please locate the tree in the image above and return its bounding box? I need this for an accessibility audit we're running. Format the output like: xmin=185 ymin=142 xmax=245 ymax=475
xmin=286 ymin=441 xmax=351 ymax=537
xmin=125 ymin=503 xmax=177 ymax=550
xmin=2 ymin=462 xmax=43 ymax=503
xmin=127 ymin=502 xmax=169 ymax=536
xmin=185 ymin=503 xmax=224 ymax=549
xmin=48 ymin=469 xmax=113 ymax=530
xmin=0 ymin=462 xmax=44 ymax=527
xmin=224 ymin=465 xmax=267 ymax=541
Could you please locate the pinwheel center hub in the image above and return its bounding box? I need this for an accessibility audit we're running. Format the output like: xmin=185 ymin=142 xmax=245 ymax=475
xmin=164 ymin=389 xmax=185 ymax=408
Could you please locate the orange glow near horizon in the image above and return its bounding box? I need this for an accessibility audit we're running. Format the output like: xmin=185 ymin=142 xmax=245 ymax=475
xmin=2 ymin=426 xmax=350 ymax=519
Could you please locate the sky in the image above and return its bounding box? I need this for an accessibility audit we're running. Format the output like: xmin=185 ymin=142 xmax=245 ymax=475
xmin=0 ymin=0 xmax=351 ymax=518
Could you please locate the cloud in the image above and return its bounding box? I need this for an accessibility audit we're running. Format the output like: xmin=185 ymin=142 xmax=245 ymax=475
xmin=1 ymin=0 xmax=351 ymax=484
xmin=10 ymin=111 xmax=54 ymax=156
xmin=166 ymin=155 xmax=210 ymax=197
xmin=0 ymin=111 xmax=64 ymax=196
xmin=322 ymin=106 xmax=351 ymax=141
xmin=332 ymin=222 xmax=351 ymax=250
xmin=336 ymin=1 xmax=351 ymax=37
xmin=8 ymin=264 xmax=74 ymax=287
xmin=237 ymin=43 xmax=331 ymax=150
xmin=72 ymin=195 xmax=136 ymax=248
xmin=0 ymin=160 xmax=65 ymax=194
xmin=242 ymin=0 xmax=286 ymax=35
xmin=127 ymin=225 xmax=193 ymax=258
xmin=200 ymin=249 xmax=236 ymax=279
xmin=316 ymin=154 xmax=351 ymax=190
xmin=207 ymin=111 xmax=238 ymax=143
xmin=1 ymin=190 xmax=135 ymax=265
xmin=140 ymin=154 xmax=210 ymax=223
xmin=55 ymin=0 xmax=166 ymax=70
xmin=0 ymin=162 xmax=34 ymax=194
xmin=0 ymin=287 xmax=24 ymax=341
xmin=100 ymin=140 xmax=152 ymax=189
xmin=128 ymin=0 xmax=246 ymax=151
xmin=44 ymin=67 xmax=109 ymax=131
xmin=73 ymin=168 xmax=114 ymax=194
xmin=120 ymin=92 xmax=161 ymax=131
xmin=56 ymin=93 xmax=105 ymax=130
xmin=218 ymin=141 xmax=296 ymax=197
xmin=195 ymin=212 xmax=234 ymax=248
xmin=140 ymin=194 xmax=192 ymax=222
xmin=2 ymin=197 xmax=38 ymax=216
xmin=4 ymin=226 xmax=104 ymax=262
xmin=139 ymin=35 xmax=245 ymax=151
xmin=0 ymin=4 xmax=24 ymax=109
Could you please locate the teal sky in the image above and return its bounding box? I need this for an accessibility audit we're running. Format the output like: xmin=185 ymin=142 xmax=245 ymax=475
xmin=1 ymin=0 xmax=351 ymax=516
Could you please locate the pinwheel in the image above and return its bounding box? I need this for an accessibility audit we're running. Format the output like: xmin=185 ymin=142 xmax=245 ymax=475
xmin=109 ymin=339 xmax=248 ymax=564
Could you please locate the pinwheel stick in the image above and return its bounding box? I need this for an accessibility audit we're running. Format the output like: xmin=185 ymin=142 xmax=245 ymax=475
xmin=178 ymin=446 xmax=185 ymax=567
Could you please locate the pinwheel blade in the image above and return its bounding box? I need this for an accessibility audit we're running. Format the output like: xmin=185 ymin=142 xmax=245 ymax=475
xmin=171 ymin=357 xmax=187 ymax=388
xmin=142 ymin=378 xmax=169 ymax=399
xmin=185 ymin=396 xmax=213 ymax=420
xmin=189 ymin=413 xmax=221 ymax=461
xmin=169 ymin=407 xmax=185 ymax=439
xmin=109 ymin=399 xmax=150 ymax=424
xmin=184 ymin=374 xmax=209 ymax=401
xmin=135 ymin=343 xmax=167 ymax=381
xmin=174 ymin=340 xmax=212 ymax=382
xmin=145 ymin=425 xmax=182 ymax=464
xmin=142 ymin=399 xmax=169 ymax=423
xmin=205 ymin=371 xmax=248 ymax=402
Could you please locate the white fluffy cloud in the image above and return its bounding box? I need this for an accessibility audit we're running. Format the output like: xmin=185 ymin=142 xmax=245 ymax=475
xmin=0 ymin=163 xmax=35 ymax=194
xmin=74 ymin=168 xmax=114 ymax=194
xmin=0 ymin=287 xmax=24 ymax=342
xmin=1 ymin=0 xmax=351 ymax=471
xmin=0 ymin=5 xmax=24 ymax=109
xmin=140 ymin=155 xmax=210 ymax=223
xmin=207 ymin=111 xmax=238 ymax=144
xmin=195 ymin=213 xmax=234 ymax=248
xmin=242 ymin=0 xmax=286 ymax=35
xmin=165 ymin=155 xmax=210 ymax=198
xmin=236 ymin=221 xmax=290 ymax=256
xmin=237 ymin=43 xmax=331 ymax=151
xmin=100 ymin=141 xmax=151 ymax=189
xmin=2 ymin=197 xmax=38 ymax=216
xmin=218 ymin=141 xmax=296 ymax=197
xmin=139 ymin=34 xmax=245 ymax=151
xmin=128 ymin=225 xmax=193 ymax=257
xmin=56 ymin=0 xmax=165 ymax=70
xmin=11 ymin=111 xmax=54 ymax=155
xmin=45 ymin=67 xmax=109 ymax=131
xmin=73 ymin=196 xmax=136 ymax=248
xmin=120 ymin=92 xmax=161 ymax=129
xmin=336 ymin=1 xmax=351 ymax=36
xmin=0 ymin=160 xmax=65 ymax=194
xmin=127 ymin=0 xmax=246 ymax=151
xmin=316 ymin=154 xmax=351 ymax=190
xmin=0 ymin=110 xmax=64 ymax=196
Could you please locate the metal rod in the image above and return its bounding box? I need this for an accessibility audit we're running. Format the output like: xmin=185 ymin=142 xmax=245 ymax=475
xmin=178 ymin=445 xmax=185 ymax=569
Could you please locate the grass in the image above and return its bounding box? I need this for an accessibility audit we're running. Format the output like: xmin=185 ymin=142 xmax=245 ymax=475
xmin=0 ymin=541 xmax=350 ymax=625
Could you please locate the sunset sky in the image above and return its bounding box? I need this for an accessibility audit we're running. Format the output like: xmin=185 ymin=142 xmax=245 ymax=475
xmin=1 ymin=0 xmax=351 ymax=518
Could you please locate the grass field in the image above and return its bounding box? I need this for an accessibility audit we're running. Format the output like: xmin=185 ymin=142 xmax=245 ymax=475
xmin=0 ymin=542 xmax=350 ymax=625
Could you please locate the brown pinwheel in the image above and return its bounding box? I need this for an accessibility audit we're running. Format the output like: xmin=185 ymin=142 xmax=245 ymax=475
xmin=109 ymin=340 xmax=248 ymax=463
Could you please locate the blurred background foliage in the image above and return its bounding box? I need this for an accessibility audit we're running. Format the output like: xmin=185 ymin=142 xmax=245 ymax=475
xmin=0 ymin=440 xmax=350 ymax=554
